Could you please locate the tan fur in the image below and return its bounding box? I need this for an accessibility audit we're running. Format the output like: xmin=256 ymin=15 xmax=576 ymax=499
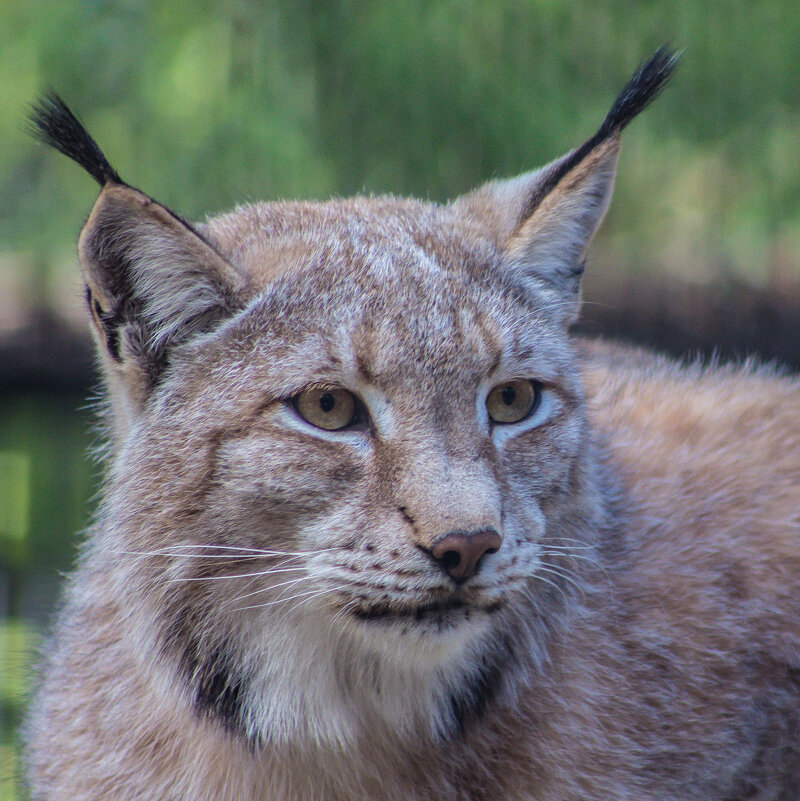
xmin=25 ymin=70 xmax=800 ymax=800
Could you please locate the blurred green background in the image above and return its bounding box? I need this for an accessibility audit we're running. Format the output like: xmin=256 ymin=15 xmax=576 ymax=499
xmin=1 ymin=0 xmax=799 ymax=797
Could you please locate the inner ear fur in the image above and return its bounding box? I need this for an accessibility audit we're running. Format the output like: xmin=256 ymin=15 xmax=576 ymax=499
xmin=454 ymin=135 xmax=620 ymax=325
xmin=79 ymin=183 xmax=248 ymax=412
xmin=504 ymin=136 xmax=620 ymax=314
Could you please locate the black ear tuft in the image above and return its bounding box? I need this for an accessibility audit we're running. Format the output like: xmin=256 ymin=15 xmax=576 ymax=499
xmin=597 ymin=45 xmax=680 ymax=138
xmin=516 ymin=46 xmax=679 ymax=225
xmin=27 ymin=92 xmax=123 ymax=186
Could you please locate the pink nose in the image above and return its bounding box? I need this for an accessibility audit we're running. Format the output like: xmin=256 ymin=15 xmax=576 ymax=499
xmin=430 ymin=529 xmax=502 ymax=581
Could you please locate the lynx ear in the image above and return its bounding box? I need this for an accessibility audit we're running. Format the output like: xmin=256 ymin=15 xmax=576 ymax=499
xmin=501 ymin=137 xmax=620 ymax=318
xmin=28 ymin=93 xmax=248 ymax=428
xmin=458 ymin=47 xmax=678 ymax=324
xmin=78 ymin=184 xmax=247 ymax=390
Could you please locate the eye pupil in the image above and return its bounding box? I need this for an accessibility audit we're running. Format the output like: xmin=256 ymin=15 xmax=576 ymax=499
xmin=501 ymin=385 xmax=516 ymax=406
xmin=319 ymin=393 xmax=335 ymax=413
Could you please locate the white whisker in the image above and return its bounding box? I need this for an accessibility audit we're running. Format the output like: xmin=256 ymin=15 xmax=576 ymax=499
xmin=226 ymin=575 xmax=314 ymax=605
xmin=328 ymin=599 xmax=358 ymax=640
xmin=229 ymin=584 xmax=349 ymax=613
xmin=284 ymin=584 xmax=355 ymax=619
xmin=528 ymin=572 xmax=572 ymax=604
xmin=540 ymin=549 xmax=609 ymax=580
xmin=119 ymin=544 xmax=334 ymax=559
xmin=539 ymin=538 xmax=596 ymax=548
xmin=122 ymin=551 xmax=305 ymax=562
xmin=535 ymin=564 xmax=586 ymax=595
xmin=158 ymin=544 xmax=339 ymax=557
xmin=166 ymin=567 xmax=310 ymax=583
xmin=537 ymin=548 xmax=596 ymax=558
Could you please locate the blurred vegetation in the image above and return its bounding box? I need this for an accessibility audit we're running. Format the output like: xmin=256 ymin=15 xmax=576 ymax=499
xmin=0 ymin=0 xmax=798 ymax=796
xmin=1 ymin=0 xmax=799 ymax=285
xmin=0 ymin=397 xmax=95 ymax=799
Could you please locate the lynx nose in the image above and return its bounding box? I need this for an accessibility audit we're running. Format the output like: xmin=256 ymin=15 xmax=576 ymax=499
xmin=430 ymin=529 xmax=502 ymax=582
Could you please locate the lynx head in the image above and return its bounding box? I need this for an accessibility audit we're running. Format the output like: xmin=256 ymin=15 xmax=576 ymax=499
xmin=30 ymin=49 xmax=677 ymax=748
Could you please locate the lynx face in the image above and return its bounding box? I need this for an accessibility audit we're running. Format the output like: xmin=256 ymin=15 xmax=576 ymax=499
xmin=114 ymin=201 xmax=592 ymax=743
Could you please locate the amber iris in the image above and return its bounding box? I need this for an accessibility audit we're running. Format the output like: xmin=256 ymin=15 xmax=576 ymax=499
xmin=295 ymin=388 xmax=357 ymax=430
xmin=486 ymin=380 xmax=539 ymax=423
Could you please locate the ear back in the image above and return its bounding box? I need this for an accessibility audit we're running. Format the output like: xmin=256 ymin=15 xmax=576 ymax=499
xmin=505 ymin=137 xmax=620 ymax=313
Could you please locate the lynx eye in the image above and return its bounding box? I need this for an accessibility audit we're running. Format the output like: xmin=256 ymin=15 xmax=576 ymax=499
xmin=294 ymin=388 xmax=357 ymax=431
xmin=486 ymin=380 xmax=540 ymax=424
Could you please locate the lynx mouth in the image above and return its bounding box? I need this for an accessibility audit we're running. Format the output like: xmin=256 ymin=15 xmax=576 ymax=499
xmin=350 ymin=596 xmax=503 ymax=624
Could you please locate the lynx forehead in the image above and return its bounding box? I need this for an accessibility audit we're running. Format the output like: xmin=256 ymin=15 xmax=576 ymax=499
xmin=24 ymin=48 xmax=800 ymax=801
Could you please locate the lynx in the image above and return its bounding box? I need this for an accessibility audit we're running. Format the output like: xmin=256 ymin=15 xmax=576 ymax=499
xmin=24 ymin=48 xmax=800 ymax=800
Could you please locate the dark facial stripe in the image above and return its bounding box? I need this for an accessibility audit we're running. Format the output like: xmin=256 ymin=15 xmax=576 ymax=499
xmin=190 ymin=643 xmax=249 ymax=739
xmin=165 ymin=611 xmax=254 ymax=744
xmin=444 ymin=629 xmax=515 ymax=735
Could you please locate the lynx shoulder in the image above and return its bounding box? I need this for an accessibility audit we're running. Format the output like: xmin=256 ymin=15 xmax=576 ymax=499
xmin=24 ymin=49 xmax=800 ymax=800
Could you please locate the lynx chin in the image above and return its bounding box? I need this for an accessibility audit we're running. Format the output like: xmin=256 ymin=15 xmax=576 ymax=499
xmin=24 ymin=48 xmax=800 ymax=800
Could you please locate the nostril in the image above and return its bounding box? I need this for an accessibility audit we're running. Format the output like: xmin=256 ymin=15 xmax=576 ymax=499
xmin=439 ymin=550 xmax=463 ymax=572
xmin=430 ymin=529 xmax=502 ymax=581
